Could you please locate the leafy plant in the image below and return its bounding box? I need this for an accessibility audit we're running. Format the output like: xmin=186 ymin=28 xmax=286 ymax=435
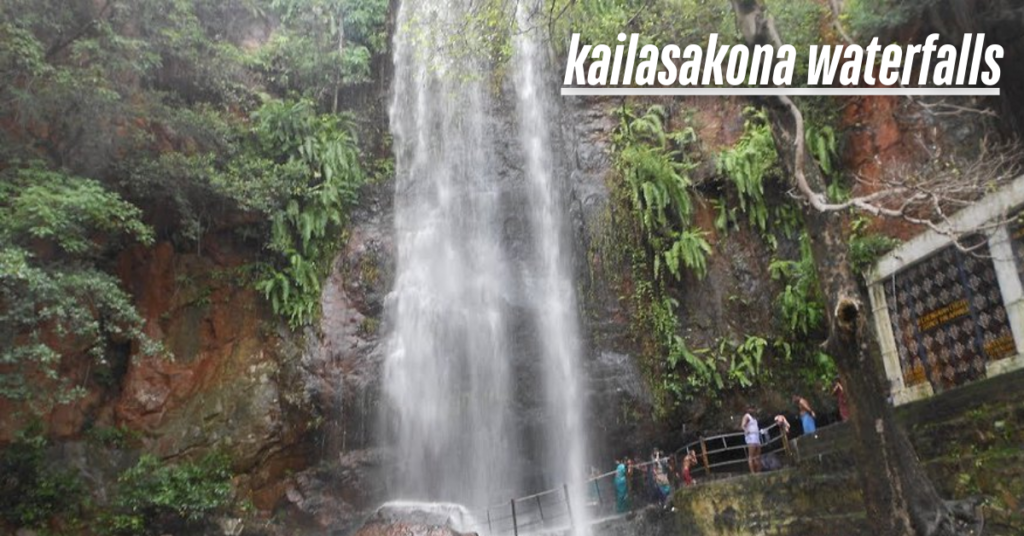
xmin=102 ymin=453 xmax=233 ymax=535
xmin=730 ymin=335 xmax=768 ymax=388
xmin=718 ymin=108 xmax=780 ymax=234
xmin=252 ymin=99 xmax=365 ymax=328
xmin=85 ymin=425 xmax=143 ymax=449
xmin=0 ymin=166 xmax=159 ymax=405
xmin=848 ymin=216 xmax=901 ymax=273
xmin=806 ymin=123 xmax=839 ymax=176
xmin=0 ymin=428 xmax=83 ymax=528
xmin=614 ymin=104 xmax=709 ymax=279
xmin=671 ymin=338 xmax=722 ymax=391
xmin=769 ymin=232 xmax=826 ymax=336
xmin=256 ymin=0 xmax=388 ymax=109
xmin=663 ymin=229 xmax=713 ymax=280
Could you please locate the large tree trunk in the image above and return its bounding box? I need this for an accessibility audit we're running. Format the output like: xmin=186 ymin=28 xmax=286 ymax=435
xmin=727 ymin=2 xmax=968 ymax=534
xmin=796 ymin=173 xmax=956 ymax=536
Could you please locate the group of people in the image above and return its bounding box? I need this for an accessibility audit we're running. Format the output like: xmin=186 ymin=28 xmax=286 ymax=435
xmin=597 ymin=380 xmax=851 ymax=514
xmin=743 ymin=379 xmax=849 ymax=474
xmin=605 ymin=447 xmax=699 ymax=513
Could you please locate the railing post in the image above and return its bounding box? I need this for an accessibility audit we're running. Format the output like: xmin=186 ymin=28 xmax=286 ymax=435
xmin=536 ymin=495 xmax=545 ymax=521
xmin=700 ymin=437 xmax=710 ymax=475
xmin=563 ymin=483 xmax=575 ymax=529
xmin=594 ymin=477 xmax=602 ymax=505
xmin=511 ymin=499 xmax=518 ymax=536
xmin=487 ymin=508 xmax=492 ymax=534
xmin=782 ymin=427 xmax=792 ymax=457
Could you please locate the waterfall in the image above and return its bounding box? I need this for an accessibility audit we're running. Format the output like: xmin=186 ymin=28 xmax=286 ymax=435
xmin=383 ymin=0 xmax=589 ymax=522
xmin=512 ymin=1 xmax=590 ymax=530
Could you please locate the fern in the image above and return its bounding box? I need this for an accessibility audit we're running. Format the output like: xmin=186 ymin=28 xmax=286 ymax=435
xmin=768 ymin=232 xmax=825 ymax=336
xmin=614 ymin=105 xmax=710 ymax=280
xmin=254 ymin=100 xmax=365 ymax=328
xmin=806 ymin=123 xmax=838 ymax=176
xmin=664 ymin=229 xmax=712 ymax=279
xmin=717 ymin=107 xmax=779 ymax=234
xmin=730 ymin=335 xmax=767 ymax=388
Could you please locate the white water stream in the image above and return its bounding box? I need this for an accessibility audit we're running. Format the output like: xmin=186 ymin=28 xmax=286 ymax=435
xmin=383 ymin=1 xmax=588 ymax=532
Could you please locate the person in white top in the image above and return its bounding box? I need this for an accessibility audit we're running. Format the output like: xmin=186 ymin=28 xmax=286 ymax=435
xmin=741 ymin=405 xmax=762 ymax=474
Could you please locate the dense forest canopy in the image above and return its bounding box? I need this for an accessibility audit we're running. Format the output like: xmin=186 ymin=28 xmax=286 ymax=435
xmin=1 ymin=0 xmax=389 ymax=405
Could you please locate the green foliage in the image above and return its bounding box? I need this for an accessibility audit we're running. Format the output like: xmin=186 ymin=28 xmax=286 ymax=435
xmin=628 ymin=277 xmax=701 ymax=415
xmin=84 ymin=425 xmax=142 ymax=449
xmin=255 ymin=0 xmax=388 ymax=105
xmin=763 ymin=0 xmax=828 ymax=82
xmin=614 ymin=105 xmax=709 ymax=280
xmin=0 ymin=0 xmax=381 ymax=412
xmin=550 ymin=0 xmax=736 ymax=56
xmin=102 ymin=453 xmax=233 ymax=535
xmin=395 ymin=0 xmax=516 ymax=84
xmin=0 ymin=429 xmax=84 ymax=529
xmin=806 ymin=124 xmax=839 ymax=177
xmin=842 ymin=0 xmax=938 ymax=38
xmin=665 ymin=334 xmax=769 ymax=394
xmin=730 ymin=335 xmax=768 ymax=388
xmin=0 ymin=166 xmax=158 ymax=404
xmin=848 ymin=217 xmax=901 ymax=274
xmin=252 ymin=100 xmax=365 ymax=328
xmin=1 ymin=166 xmax=153 ymax=255
xmin=670 ymin=339 xmax=722 ymax=392
xmin=718 ymin=108 xmax=780 ymax=234
xmin=769 ymin=233 xmax=826 ymax=336
xmin=664 ymin=229 xmax=713 ymax=281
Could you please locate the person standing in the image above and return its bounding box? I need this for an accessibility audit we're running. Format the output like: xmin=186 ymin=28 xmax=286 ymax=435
xmin=741 ymin=405 xmax=761 ymax=474
xmin=794 ymin=395 xmax=817 ymax=434
xmin=832 ymin=379 xmax=849 ymax=422
xmin=681 ymin=450 xmax=697 ymax=486
xmin=627 ymin=456 xmax=643 ymax=506
xmin=652 ymin=449 xmax=671 ymax=506
xmin=614 ymin=458 xmax=629 ymax=513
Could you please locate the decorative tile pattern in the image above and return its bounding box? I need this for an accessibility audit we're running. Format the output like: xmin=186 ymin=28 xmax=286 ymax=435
xmin=883 ymin=241 xmax=1015 ymax=394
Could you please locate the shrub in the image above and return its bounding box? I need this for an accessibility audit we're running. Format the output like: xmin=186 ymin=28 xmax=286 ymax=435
xmin=102 ymin=453 xmax=233 ymax=535
xmin=0 ymin=431 xmax=83 ymax=529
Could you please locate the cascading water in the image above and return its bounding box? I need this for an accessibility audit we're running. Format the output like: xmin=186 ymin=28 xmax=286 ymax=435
xmin=384 ymin=0 xmax=519 ymax=505
xmin=383 ymin=0 xmax=589 ymax=527
xmin=511 ymin=1 xmax=590 ymax=529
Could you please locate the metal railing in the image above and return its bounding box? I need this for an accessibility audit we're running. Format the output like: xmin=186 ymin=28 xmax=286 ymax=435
xmin=459 ymin=484 xmax=576 ymax=536
xmin=456 ymin=422 xmax=793 ymax=536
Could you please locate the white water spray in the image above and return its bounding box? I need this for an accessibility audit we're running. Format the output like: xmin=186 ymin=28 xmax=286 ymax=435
xmin=383 ymin=0 xmax=589 ymax=529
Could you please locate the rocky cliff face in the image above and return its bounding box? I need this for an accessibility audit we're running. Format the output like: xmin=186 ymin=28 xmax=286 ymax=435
xmin=5 ymin=6 xmax=1017 ymax=533
xmin=278 ymin=174 xmax=396 ymax=531
xmin=561 ymin=95 xmax=791 ymax=462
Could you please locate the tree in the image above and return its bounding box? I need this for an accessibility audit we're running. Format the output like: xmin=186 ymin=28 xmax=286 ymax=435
xmin=0 ymin=166 xmax=157 ymax=407
xmin=256 ymin=0 xmax=388 ymax=111
xmin=727 ymin=1 xmax=1018 ymax=534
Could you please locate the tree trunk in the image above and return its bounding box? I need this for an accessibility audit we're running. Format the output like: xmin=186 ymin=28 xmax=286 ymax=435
xmin=727 ymin=2 xmax=967 ymax=534
xmin=796 ymin=173 xmax=956 ymax=536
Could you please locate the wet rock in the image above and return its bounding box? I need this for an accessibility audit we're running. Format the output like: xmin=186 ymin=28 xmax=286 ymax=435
xmin=105 ymin=237 xmax=316 ymax=508
xmin=280 ymin=448 xmax=388 ymax=532
xmin=353 ymin=502 xmax=480 ymax=536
